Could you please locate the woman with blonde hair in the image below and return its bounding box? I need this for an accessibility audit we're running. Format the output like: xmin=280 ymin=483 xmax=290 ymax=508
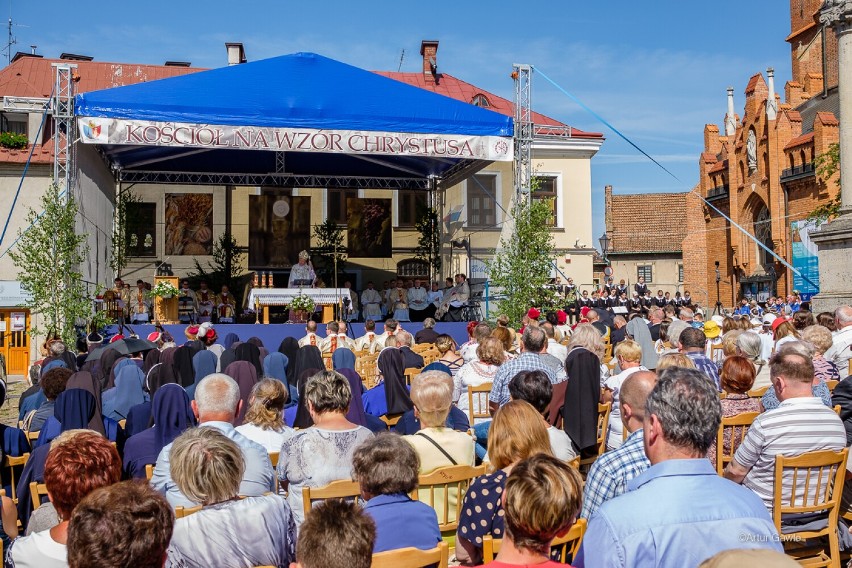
xmin=435 ymin=334 xmax=465 ymax=376
xmin=563 ymin=324 xmax=604 ymax=456
xmin=456 ymin=400 xmax=553 ymax=565
xmin=490 ymin=327 xmax=516 ymax=359
xmin=167 ymin=427 xmax=296 ymax=567
xmin=655 ymin=352 xmax=696 ymax=371
xmin=236 ymin=378 xmax=292 ymax=453
xmin=454 ymin=338 xmax=505 ymax=422
xmin=772 ymin=318 xmax=800 ymax=353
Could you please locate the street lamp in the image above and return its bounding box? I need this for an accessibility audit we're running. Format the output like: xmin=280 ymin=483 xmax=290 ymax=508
xmin=598 ymin=232 xmax=610 ymax=263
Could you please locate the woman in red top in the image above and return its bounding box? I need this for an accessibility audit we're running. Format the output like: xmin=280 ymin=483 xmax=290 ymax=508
xmin=480 ymin=453 xmax=584 ymax=567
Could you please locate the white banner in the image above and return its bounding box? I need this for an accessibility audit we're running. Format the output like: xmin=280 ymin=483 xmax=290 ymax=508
xmin=77 ymin=117 xmax=513 ymax=161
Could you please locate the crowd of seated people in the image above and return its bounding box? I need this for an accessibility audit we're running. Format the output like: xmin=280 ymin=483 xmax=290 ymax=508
xmin=0 ymin=304 xmax=850 ymax=567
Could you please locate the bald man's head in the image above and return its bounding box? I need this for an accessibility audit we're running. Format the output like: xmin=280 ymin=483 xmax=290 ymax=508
xmin=620 ymin=370 xmax=657 ymax=426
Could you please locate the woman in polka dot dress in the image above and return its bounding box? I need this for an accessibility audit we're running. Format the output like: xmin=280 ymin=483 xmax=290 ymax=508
xmin=455 ymin=400 xmax=554 ymax=565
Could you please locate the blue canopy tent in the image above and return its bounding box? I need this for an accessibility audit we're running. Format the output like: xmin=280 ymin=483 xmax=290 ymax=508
xmin=74 ymin=52 xmax=514 ymax=189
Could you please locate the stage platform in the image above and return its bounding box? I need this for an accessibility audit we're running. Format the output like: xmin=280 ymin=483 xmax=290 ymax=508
xmin=108 ymin=321 xmax=470 ymax=349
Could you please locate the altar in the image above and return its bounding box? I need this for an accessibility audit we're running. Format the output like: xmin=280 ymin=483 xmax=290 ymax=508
xmin=246 ymin=288 xmax=348 ymax=324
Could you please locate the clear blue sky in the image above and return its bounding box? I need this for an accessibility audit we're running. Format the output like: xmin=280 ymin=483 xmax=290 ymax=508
xmin=8 ymin=1 xmax=793 ymax=244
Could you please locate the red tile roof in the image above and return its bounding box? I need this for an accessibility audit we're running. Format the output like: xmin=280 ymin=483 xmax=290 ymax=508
xmin=745 ymin=73 xmax=763 ymax=95
xmin=0 ymin=57 xmax=203 ymax=164
xmin=707 ymin=159 xmax=728 ymax=174
xmin=0 ymin=56 xmax=203 ymax=99
xmin=815 ymin=111 xmax=839 ymax=126
xmin=784 ymin=132 xmax=815 ymax=150
xmin=701 ymin=152 xmax=718 ymax=163
xmin=607 ymin=191 xmax=689 ymax=253
xmin=376 ymin=71 xmax=603 ymax=139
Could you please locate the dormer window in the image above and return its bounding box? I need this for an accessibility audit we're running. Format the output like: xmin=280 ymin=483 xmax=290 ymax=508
xmin=472 ymin=94 xmax=490 ymax=108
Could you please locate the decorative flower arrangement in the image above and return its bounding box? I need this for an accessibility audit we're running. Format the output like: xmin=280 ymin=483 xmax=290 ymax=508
xmin=289 ymin=293 xmax=316 ymax=313
xmin=148 ymin=280 xmax=179 ymax=299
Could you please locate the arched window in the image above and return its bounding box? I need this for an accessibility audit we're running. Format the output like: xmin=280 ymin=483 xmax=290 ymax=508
xmin=754 ymin=206 xmax=773 ymax=268
xmin=800 ymin=149 xmax=807 ymax=166
xmin=471 ymin=94 xmax=490 ymax=108
xmin=788 ymin=153 xmax=795 ymax=170
xmin=739 ymin=161 xmax=746 ymax=186
xmin=763 ymin=152 xmax=769 ymax=177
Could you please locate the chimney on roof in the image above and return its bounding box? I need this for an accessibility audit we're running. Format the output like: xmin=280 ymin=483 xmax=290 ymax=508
xmin=420 ymin=40 xmax=439 ymax=83
xmin=724 ymin=87 xmax=736 ymax=136
xmin=604 ymin=185 xmax=614 ymax=234
xmin=766 ymin=68 xmax=778 ymax=121
xmin=225 ymin=42 xmax=246 ymax=66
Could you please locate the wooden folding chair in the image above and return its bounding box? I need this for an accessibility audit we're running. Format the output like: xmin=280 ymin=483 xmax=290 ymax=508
xmin=145 ymin=463 xmax=154 ymax=481
xmin=483 ymin=518 xmax=588 ymax=564
xmin=174 ymin=504 xmax=202 ymax=518
xmin=827 ymin=380 xmax=839 ymax=393
xmin=411 ymin=343 xmax=434 ymax=354
xmin=467 ymin=382 xmax=492 ymax=425
xmin=118 ymin=419 xmax=127 ymax=430
xmin=372 ymin=541 xmax=449 ymax=568
xmin=3 ymin=454 xmax=29 ymax=503
xmin=412 ymin=464 xmax=487 ymax=532
xmin=380 ymin=414 xmax=402 ymax=428
xmin=29 ymin=482 xmax=48 ymax=510
xmin=710 ymin=343 xmax=725 ymax=363
xmin=268 ymin=451 xmax=279 ymax=468
xmin=579 ymin=403 xmax=612 ymax=469
xmin=715 ymin=412 xmax=759 ymax=475
xmin=404 ymin=367 xmax=420 ymax=386
xmin=322 ymin=352 xmax=333 ymax=370
xmin=772 ymin=448 xmax=848 ymax=568
xmin=422 ymin=350 xmax=440 ymax=366
xmin=747 ymin=385 xmax=769 ymax=398
xmin=301 ymin=479 xmax=362 ymax=521
xmin=26 ymin=431 xmax=39 ymax=447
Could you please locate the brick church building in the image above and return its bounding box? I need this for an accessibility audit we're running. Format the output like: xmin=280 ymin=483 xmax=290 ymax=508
xmin=682 ymin=0 xmax=841 ymax=308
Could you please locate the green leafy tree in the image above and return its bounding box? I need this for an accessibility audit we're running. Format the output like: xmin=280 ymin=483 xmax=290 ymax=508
xmin=487 ymin=196 xmax=560 ymax=326
xmin=311 ymin=219 xmax=347 ymax=285
xmin=808 ymin=143 xmax=841 ymax=223
xmin=189 ymin=232 xmax=246 ymax=304
xmin=109 ymin=188 xmax=140 ymax=278
xmin=9 ymin=183 xmax=92 ymax=345
xmin=415 ymin=207 xmax=441 ymax=277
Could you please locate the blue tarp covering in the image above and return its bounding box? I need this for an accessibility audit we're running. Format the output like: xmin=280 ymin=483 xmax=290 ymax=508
xmin=75 ymin=52 xmax=513 ymax=137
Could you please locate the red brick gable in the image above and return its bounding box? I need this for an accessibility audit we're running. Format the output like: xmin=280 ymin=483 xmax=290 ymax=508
xmin=608 ymin=191 xmax=689 ymax=254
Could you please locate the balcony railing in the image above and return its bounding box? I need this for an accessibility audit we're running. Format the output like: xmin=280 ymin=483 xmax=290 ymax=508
xmin=780 ymin=162 xmax=815 ymax=183
xmin=706 ymin=184 xmax=729 ymax=201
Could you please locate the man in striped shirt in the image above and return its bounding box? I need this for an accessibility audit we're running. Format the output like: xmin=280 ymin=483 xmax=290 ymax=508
xmin=724 ymin=351 xmax=846 ymax=512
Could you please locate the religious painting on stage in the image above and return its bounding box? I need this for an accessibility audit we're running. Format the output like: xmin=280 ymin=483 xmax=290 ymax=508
xmin=125 ymin=202 xmax=156 ymax=257
xmin=164 ymin=193 xmax=213 ymax=255
xmin=346 ymin=197 xmax=392 ymax=258
xmin=248 ymin=192 xmax=311 ymax=268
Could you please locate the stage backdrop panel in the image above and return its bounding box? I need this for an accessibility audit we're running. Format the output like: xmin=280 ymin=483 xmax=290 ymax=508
xmin=164 ymin=194 xmax=213 ymax=255
xmin=249 ymin=193 xmax=311 ymax=269
xmin=347 ymin=197 xmax=391 ymax=258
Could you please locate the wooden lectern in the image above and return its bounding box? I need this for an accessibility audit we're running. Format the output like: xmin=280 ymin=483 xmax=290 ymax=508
xmin=153 ymin=276 xmax=179 ymax=323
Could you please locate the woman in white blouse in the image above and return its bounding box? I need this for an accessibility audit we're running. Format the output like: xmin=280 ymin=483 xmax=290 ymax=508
xmin=453 ymin=338 xmax=505 ymax=423
xmin=235 ymin=379 xmax=292 ymax=453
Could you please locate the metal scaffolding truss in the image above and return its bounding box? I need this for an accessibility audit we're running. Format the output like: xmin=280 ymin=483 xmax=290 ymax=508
xmin=52 ymin=63 xmax=77 ymax=196
xmin=512 ymin=63 xmax=533 ymax=201
xmin=117 ymin=170 xmax=432 ymax=190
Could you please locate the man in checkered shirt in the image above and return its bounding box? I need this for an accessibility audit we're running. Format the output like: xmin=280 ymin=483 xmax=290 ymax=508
xmin=581 ymin=371 xmax=656 ymax=519
xmin=488 ymin=326 xmax=558 ymax=415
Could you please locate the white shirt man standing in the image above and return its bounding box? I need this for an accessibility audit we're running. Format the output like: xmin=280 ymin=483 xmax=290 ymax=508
xmin=825 ymin=306 xmax=852 ymax=375
xmin=298 ymin=321 xmax=322 ymax=348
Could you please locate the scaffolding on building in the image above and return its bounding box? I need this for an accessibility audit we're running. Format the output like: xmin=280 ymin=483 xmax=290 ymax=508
xmin=51 ymin=63 xmax=76 ymax=198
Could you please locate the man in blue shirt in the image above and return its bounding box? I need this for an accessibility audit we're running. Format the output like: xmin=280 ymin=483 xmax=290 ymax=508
xmin=151 ymin=374 xmax=274 ymax=507
xmin=576 ymin=368 xmax=781 ymax=568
